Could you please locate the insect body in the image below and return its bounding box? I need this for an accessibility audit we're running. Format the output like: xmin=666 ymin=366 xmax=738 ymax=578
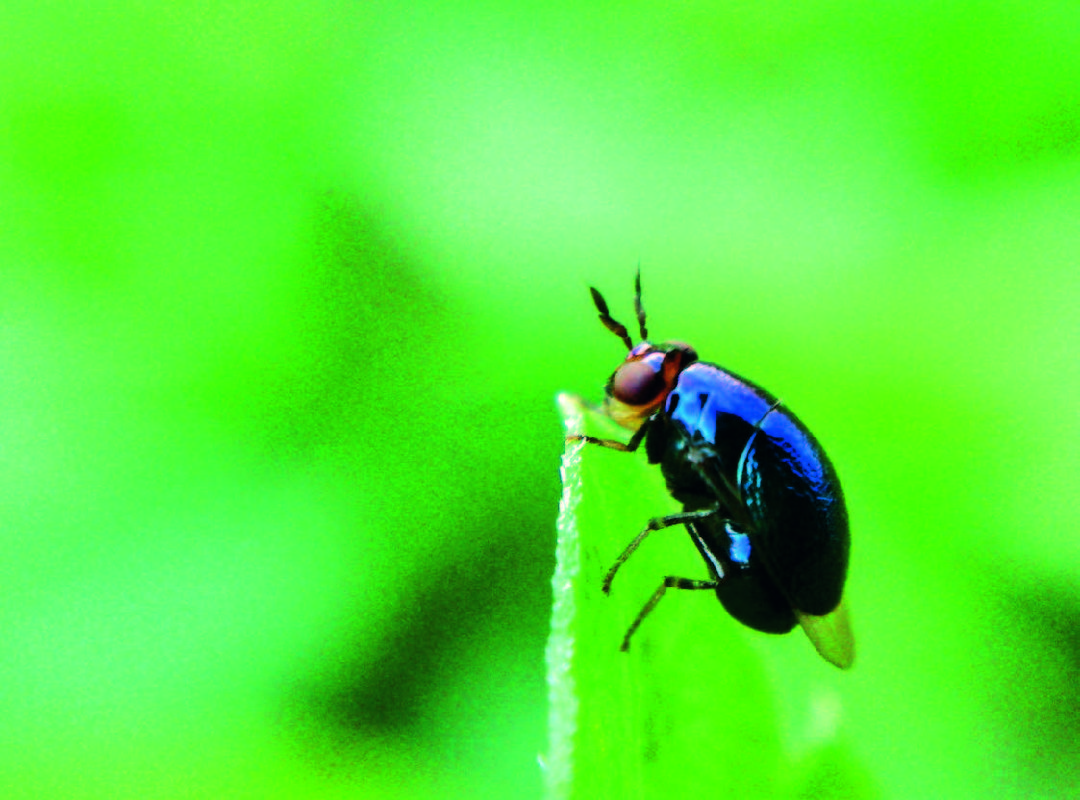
xmin=573 ymin=273 xmax=853 ymax=668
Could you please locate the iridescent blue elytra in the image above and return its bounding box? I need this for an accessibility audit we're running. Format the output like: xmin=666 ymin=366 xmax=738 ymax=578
xmin=572 ymin=274 xmax=853 ymax=668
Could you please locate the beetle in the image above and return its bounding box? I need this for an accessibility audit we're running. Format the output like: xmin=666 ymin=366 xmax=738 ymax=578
xmin=569 ymin=271 xmax=853 ymax=668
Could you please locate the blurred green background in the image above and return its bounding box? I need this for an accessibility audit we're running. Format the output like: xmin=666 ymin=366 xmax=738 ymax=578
xmin=0 ymin=1 xmax=1077 ymax=798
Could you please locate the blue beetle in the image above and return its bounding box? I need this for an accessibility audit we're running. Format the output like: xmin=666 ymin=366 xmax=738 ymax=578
xmin=571 ymin=272 xmax=853 ymax=668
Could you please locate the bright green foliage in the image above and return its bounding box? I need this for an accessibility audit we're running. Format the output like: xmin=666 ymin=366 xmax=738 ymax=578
xmin=1 ymin=0 xmax=1078 ymax=798
xmin=546 ymin=397 xmax=876 ymax=800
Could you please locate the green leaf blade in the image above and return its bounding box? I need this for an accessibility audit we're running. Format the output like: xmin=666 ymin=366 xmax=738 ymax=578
xmin=545 ymin=394 xmax=784 ymax=800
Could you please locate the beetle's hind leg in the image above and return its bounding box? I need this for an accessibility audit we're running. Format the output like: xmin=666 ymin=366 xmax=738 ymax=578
xmin=602 ymin=508 xmax=718 ymax=593
xmin=620 ymin=577 xmax=719 ymax=651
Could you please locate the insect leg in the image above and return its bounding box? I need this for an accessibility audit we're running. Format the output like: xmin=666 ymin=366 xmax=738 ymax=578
xmin=566 ymin=413 xmax=653 ymax=453
xmin=620 ymin=576 xmax=719 ymax=652
xmin=602 ymin=508 xmax=719 ymax=593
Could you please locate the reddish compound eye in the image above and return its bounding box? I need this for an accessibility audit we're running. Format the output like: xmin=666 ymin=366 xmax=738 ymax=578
xmin=612 ymin=359 xmax=664 ymax=405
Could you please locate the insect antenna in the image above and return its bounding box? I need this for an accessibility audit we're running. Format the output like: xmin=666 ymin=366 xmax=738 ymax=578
xmin=590 ymin=287 xmax=634 ymax=350
xmin=634 ymin=267 xmax=648 ymax=342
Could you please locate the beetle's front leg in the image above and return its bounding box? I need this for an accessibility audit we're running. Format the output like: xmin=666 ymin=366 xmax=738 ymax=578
xmin=566 ymin=413 xmax=653 ymax=453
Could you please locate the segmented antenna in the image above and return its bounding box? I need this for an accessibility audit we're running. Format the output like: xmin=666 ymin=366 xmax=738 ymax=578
xmin=590 ymin=287 xmax=634 ymax=350
xmin=634 ymin=267 xmax=648 ymax=342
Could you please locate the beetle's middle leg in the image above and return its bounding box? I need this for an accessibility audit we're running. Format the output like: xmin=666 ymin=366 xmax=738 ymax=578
xmin=620 ymin=576 xmax=718 ymax=651
xmin=602 ymin=508 xmax=718 ymax=593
